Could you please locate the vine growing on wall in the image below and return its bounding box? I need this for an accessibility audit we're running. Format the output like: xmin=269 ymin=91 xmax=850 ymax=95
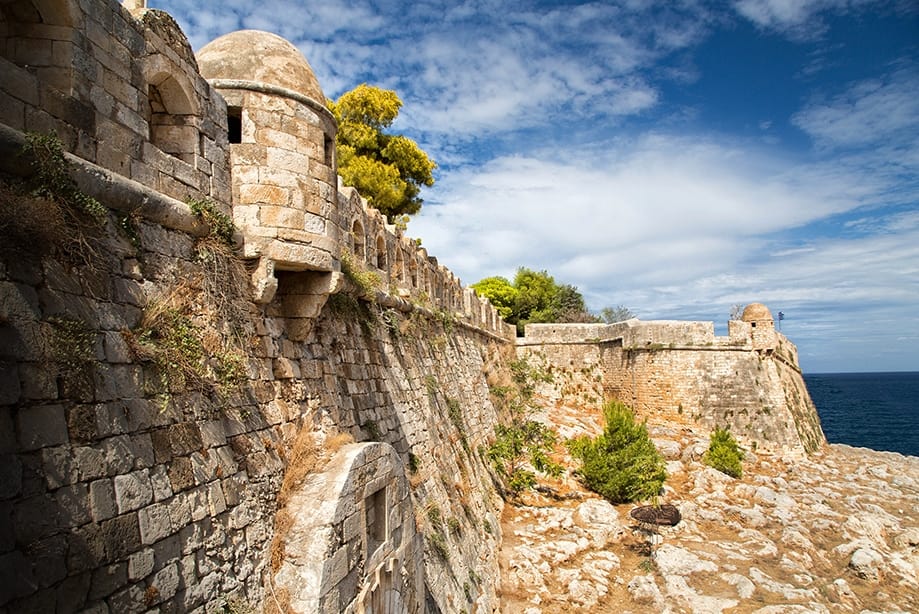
xmin=125 ymin=288 xmax=247 ymax=409
xmin=2 ymin=131 xmax=107 ymax=264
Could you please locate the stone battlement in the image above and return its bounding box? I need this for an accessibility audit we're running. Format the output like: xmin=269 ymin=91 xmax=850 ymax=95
xmin=0 ymin=0 xmax=513 ymax=340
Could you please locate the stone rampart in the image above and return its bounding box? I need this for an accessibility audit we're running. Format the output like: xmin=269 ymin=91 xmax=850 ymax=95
xmin=1 ymin=1 xmax=507 ymax=612
xmin=519 ymin=318 xmax=825 ymax=454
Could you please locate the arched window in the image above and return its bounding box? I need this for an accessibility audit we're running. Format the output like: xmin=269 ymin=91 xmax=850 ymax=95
xmin=146 ymin=70 xmax=198 ymax=163
xmin=394 ymin=248 xmax=405 ymax=283
xmin=351 ymin=220 xmax=365 ymax=261
xmin=408 ymin=257 xmax=418 ymax=289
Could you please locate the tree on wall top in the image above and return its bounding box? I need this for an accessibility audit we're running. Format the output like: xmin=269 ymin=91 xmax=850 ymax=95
xmin=329 ymin=84 xmax=436 ymax=222
xmin=472 ymin=267 xmax=595 ymax=335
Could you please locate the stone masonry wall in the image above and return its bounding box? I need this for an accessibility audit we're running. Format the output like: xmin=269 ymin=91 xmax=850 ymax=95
xmin=0 ymin=0 xmax=231 ymax=207
xmin=0 ymin=194 xmax=505 ymax=613
xmin=0 ymin=3 xmax=510 ymax=609
xmin=519 ymin=320 xmax=825 ymax=454
xmin=0 ymin=2 xmax=827 ymax=612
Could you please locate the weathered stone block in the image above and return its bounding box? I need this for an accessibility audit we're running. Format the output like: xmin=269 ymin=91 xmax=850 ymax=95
xmin=167 ymin=492 xmax=192 ymax=529
xmin=17 ymin=404 xmax=68 ymax=451
xmin=55 ymin=482 xmax=91 ymax=526
xmin=168 ymin=423 xmax=203 ymax=457
xmin=100 ymin=513 xmax=139 ymax=563
xmin=148 ymin=464 xmax=173 ymax=502
xmin=150 ymin=562 xmax=180 ymax=602
xmin=139 ymin=501 xmax=174 ymax=545
xmin=40 ymin=445 xmax=78 ymax=490
xmin=17 ymin=363 xmax=58 ymax=400
xmin=107 ymin=582 xmax=145 ymax=614
xmin=114 ymin=470 xmax=153 ymax=514
xmin=89 ymin=562 xmax=127 ymax=600
xmin=272 ymin=357 xmax=301 ymax=381
xmin=168 ymin=457 xmax=194 ymax=493
xmin=128 ymin=548 xmax=155 ymax=582
xmin=239 ymin=184 xmax=291 ymax=207
xmin=66 ymin=404 xmax=99 ymax=445
xmin=89 ymin=478 xmax=117 ymax=523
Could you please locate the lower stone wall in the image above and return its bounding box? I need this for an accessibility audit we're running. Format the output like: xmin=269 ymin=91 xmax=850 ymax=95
xmin=518 ymin=337 xmax=825 ymax=454
xmin=0 ymin=183 xmax=505 ymax=612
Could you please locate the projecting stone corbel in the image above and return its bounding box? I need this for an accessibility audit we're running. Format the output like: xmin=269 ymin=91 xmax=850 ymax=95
xmin=251 ymin=257 xmax=278 ymax=304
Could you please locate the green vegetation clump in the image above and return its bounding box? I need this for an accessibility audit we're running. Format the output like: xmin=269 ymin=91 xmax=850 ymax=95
xmin=127 ymin=295 xmax=246 ymax=405
xmin=48 ymin=316 xmax=96 ymax=371
xmin=487 ymin=357 xmax=563 ymax=496
xmin=329 ymin=84 xmax=436 ymax=221
xmin=23 ymin=132 xmax=106 ymax=221
xmin=340 ymin=249 xmax=381 ymax=299
xmin=568 ymin=400 xmax=666 ymax=504
xmin=488 ymin=420 xmax=562 ymax=494
xmin=2 ymin=132 xmax=106 ymax=263
xmin=188 ymin=197 xmax=235 ymax=246
xmin=472 ymin=267 xmax=635 ymax=335
xmin=703 ymin=427 xmax=744 ymax=478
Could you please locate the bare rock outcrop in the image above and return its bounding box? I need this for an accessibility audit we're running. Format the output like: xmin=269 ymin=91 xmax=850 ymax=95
xmin=499 ymin=407 xmax=919 ymax=614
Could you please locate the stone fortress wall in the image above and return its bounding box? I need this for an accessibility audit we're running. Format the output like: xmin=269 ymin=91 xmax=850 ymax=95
xmin=0 ymin=1 xmax=825 ymax=612
xmin=518 ymin=304 xmax=825 ymax=454
xmin=0 ymin=1 xmax=509 ymax=612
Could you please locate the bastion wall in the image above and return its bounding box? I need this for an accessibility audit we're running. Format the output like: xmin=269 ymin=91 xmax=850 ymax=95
xmin=518 ymin=318 xmax=825 ymax=454
xmin=0 ymin=1 xmax=508 ymax=612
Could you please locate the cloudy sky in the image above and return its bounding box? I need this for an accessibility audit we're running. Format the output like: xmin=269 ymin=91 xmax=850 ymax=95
xmin=150 ymin=0 xmax=919 ymax=373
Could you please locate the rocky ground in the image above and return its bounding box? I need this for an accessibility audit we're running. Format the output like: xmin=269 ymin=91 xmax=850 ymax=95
xmin=497 ymin=404 xmax=919 ymax=613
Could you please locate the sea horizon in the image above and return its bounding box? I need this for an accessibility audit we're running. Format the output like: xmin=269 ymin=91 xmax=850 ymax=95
xmin=804 ymin=371 xmax=919 ymax=458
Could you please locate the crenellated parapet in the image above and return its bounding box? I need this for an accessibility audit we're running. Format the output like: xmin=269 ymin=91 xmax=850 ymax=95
xmin=0 ymin=1 xmax=511 ymax=340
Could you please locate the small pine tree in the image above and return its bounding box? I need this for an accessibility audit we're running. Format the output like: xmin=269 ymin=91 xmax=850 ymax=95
xmin=703 ymin=427 xmax=744 ymax=478
xmin=568 ymin=401 xmax=667 ymax=503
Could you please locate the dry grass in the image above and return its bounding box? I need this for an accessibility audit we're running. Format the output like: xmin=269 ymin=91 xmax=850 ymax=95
xmin=269 ymin=428 xmax=354 ymax=573
xmin=195 ymin=236 xmax=250 ymax=330
xmin=0 ymin=179 xmax=103 ymax=265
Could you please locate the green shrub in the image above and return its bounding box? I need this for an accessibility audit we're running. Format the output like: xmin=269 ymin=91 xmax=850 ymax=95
xmin=486 ymin=356 xmax=562 ymax=496
xmin=703 ymin=427 xmax=744 ymax=478
xmin=487 ymin=420 xmax=563 ymax=495
xmin=567 ymin=400 xmax=666 ymax=503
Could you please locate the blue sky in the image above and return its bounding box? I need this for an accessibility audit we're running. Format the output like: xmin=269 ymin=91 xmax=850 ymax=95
xmin=150 ymin=0 xmax=919 ymax=373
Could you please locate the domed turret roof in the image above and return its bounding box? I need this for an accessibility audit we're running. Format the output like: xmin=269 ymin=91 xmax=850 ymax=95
xmin=197 ymin=30 xmax=324 ymax=102
xmin=741 ymin=303 xmax=773 ymax=322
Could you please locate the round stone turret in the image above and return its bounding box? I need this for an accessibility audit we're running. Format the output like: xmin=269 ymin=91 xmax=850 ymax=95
xmin=196 ymin=30 xmax=339 ymax=304
xmin=741 ymin=302 xmax=773 ymax=324
xmin=197 ymin=30 xmax=325 ymax=103
xmin=742 ymin=302 xmax=776 ymax=350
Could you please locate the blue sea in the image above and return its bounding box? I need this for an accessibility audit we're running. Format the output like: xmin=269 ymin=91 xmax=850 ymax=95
xmin=804 ymin=372 xmax=919 ymax=458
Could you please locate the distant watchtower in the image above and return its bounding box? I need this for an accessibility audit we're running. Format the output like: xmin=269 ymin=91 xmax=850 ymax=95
xmin=742 ymin=302 xmax=777 ymax=351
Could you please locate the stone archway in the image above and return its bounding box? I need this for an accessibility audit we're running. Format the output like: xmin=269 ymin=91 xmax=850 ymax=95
xmin=272 ymin=442 xmax=423 ymax=613
xmin=145 ymin=67 xmax=198 ymax=163
xmin=0 ymin=0 xmax=79 ymax=94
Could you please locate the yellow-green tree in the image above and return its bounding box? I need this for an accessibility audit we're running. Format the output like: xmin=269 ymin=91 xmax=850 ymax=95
xmin=329 ymin=84 xmax=436 ymax=221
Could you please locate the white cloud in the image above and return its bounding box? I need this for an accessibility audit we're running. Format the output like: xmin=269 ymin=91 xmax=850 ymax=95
xmin=734 ymin=0 xmax=823 ymax=30
xmin=409 ymin=131 xmax=919 ymax=371
xmin=792 ymin=68 xmax=919 ymax=150
xmin=412 ymin=132 xmax=866 ymax=286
